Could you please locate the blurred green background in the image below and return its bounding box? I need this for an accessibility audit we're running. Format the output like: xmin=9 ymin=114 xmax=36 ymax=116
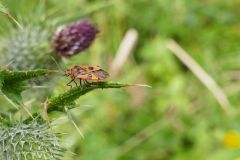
xmin=1 ymin=0 xmax=240 ymax=159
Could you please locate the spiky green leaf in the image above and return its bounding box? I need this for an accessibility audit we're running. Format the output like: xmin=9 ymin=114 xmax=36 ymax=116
xmin=0 ymin=69 xmax=53 ymax=105
xmin=1 ymin=69 xmax=50 ymax=82
xmin=47 ymin=82 xmax=129 ymax=113
xmin=1 ymin=81 xmax=26 ymax=105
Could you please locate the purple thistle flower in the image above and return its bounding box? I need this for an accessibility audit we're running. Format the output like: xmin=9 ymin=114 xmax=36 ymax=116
xmin=52 ymin=20 xmax=99 ymax=57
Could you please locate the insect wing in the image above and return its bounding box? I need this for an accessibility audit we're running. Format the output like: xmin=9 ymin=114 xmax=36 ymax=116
xmin=75 ymin=73 xmax=95 ymax=80
xmin=92 ymin=69 xmax=109 ymax=80
xmin=71 ymin=65 xmax=109 ymax=80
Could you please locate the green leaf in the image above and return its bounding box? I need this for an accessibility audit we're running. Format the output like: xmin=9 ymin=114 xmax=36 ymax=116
xmin=0 ymin=69 xmax=53 ymax=105
xmin=1 ymin=81 xmax=26 ymax=105
xmin=47 ymin=82 xmax=130 ymax=113
xmin=1 ymin=69 xmax=50 ymax=82
xmin=0 ymin=73 xmax=4 ymax=89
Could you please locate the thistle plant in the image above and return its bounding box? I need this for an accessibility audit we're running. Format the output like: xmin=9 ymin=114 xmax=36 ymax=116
xmin=0 ymin=69 xmax=64 ymax=159
xmin=0 ymin=3 xmax=149 ymax=159
xmin=0 ymin=119 xmax=64 ymax=160
xmin=0 ymin=69 xmax=52 ymax=105
xmin=0 ymin=68 xmax=141 ymax=160
xmin=0 ymin=25 xmax=55 ymax=70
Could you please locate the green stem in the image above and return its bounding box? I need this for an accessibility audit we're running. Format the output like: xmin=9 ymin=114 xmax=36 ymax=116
xmin=1 ymin=69 xmax=55 ymax=82
xmin=47 ymin=82 xmax=128 ymax=113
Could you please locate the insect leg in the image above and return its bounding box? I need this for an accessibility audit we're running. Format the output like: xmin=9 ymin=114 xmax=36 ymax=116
xmin=73 ymin=79 xmax=78 ymax=87
xmin=67 ymin=79 xmax=74 ymax=88
xmin=84 ymin=80 xmax=90 ymax=85
xmin=79 ymin=79 xmax=82 ymax=87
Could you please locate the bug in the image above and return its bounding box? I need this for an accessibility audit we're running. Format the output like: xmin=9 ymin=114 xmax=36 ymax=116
xmin=64 ymin=65 xmax=109 ymax=88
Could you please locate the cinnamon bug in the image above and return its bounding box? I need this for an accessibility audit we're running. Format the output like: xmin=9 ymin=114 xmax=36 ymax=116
xmin=64 ymin=65 xmax=109 ymax=88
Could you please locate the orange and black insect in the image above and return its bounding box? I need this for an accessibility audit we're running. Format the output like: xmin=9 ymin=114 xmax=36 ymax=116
xmin=64 ymin=65 xmax=109 ymax=88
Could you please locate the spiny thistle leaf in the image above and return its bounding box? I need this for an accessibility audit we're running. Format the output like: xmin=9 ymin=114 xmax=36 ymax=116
xmin=0 ymin=69 xmax=52 ymax=105
xmin=1 ymin=81 xmax=26 ymax=106
xmin=0 ymin=119 xmax=65 ymax=160
xmin=1 ymin=69 xmax=51 ymax=82
xmin=47 ymin=82 xmax=130 ymax=113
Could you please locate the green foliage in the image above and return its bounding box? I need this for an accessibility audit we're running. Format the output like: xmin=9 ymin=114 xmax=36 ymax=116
xmin=0 ymin=2 xmax=8 ymax=14
xmin=0 ymin=2 xmax=22 ymax=29
xmin=0 ymin=69 xmax=51 ymax=105
xmin=0 ymin=0 xmax=240 ymax=160
xmin=47 ymin=82 xmax=129 ymax=113
xmin=55 ymin=1 xmax=113 ymax=25
xmin=0 ymin=119 xmax=64 ymax=160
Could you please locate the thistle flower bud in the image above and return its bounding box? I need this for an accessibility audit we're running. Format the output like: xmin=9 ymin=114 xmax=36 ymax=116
xmin=0 ymin=25 xmax=55 ymax=70
xmin=0 ymin=120 xmax=64 ymax=160
xmin=52 ymin=20 xmax=99 ymax=57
